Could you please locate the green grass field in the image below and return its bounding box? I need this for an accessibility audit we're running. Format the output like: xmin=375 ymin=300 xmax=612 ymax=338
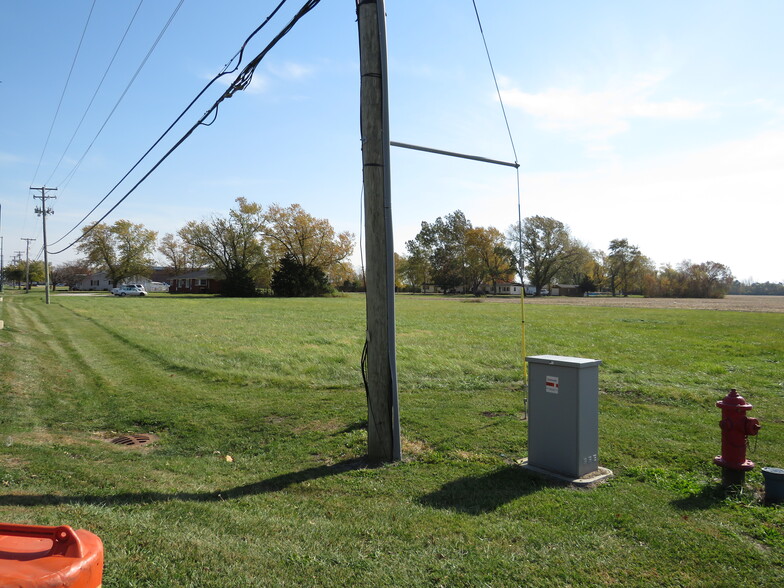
xmin=1 ymin=291 xmax=782 ymax=586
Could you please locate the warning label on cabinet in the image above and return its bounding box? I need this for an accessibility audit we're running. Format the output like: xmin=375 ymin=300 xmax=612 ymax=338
xmin=545 ymin=376 xmax=559 ymax=394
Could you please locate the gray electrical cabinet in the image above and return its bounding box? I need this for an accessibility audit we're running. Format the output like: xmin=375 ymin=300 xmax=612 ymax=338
xmin=526 ymin=355 xmax=602 ymax=479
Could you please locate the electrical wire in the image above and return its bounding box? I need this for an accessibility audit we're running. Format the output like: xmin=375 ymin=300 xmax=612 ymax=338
xmin=471 ymin=1 xmax=526 ymax=382
xmin=49 ymin=0 xmax=291 ymax=248
xmin=471 ymin=0 xmax=518 ymax=164
xmin=55 ymin=0 xmax=186 ymax=193
xmin=44 ymin=0 xmax=145 ymax=187
xmin=29 ymin=0 xmax=97 ymax=188
xmin=49 ymin=0 xmax=322 ymax=256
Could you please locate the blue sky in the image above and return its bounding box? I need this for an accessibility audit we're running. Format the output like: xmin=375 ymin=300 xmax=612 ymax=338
xmin=1 ymin=0 xmax=782 ymax=283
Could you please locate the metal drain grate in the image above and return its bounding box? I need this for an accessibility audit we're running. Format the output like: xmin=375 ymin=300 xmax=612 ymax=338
xmin=110 ymin=434 xmax=154 ymax=446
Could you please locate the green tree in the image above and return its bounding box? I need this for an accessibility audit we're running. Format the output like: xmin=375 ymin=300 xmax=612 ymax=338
xmin=508 ymin=216 xmax=575 ymax=296
xmin=77 ymin=220 xmax=157 ymax=287
xmin=392 ymin=253 xmax=406 ymax=291
xmin=406 ymin=210 xmax=472 ymax=293
xmin=400 ymin=242 xmax=431 ymax=292
xmin=263 ymin=203 xmax=354 ymax=273
xmin=466 ymin=226 xmax=516 ymax=294
xmin=4 ymin=261 xmax=25 ymax=288
xmin=271 ymin=253 xmax=332 ymax=297
xmin=678 ymin=260 xmax=734 ymax=298
xmin=553 ymin=241 xmax=597 ymax=289
xmin=178 ymin=198 xmax=268 ymax=297
xmin=25 ymin=260 xmax=46 ymax=287
xmin=261 ymin=203 xmax=353 ymax=296
xmin=606 ymin=238 xmax=652 ymax=296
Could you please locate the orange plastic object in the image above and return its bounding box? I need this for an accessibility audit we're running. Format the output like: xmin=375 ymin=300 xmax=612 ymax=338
xmin=0 ymin=523 xmax=103 ymax=587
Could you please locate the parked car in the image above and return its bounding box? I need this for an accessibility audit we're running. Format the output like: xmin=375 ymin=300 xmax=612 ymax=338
xmin=112 ymin=284 xmax=147 ymax=297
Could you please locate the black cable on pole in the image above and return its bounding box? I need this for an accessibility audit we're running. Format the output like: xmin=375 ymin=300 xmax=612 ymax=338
xmin=49 ymin=0 xmax=322 ymax=256
xmin=49 ymin=0 xmax=291 ymax=248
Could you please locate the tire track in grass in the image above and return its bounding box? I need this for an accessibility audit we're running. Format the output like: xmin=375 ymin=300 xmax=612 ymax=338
xmin=1 ymin=295 xmax=57 ymax=430
xmin=6 ymin=297 xmax=216 ymax=438
xmin=7 ymin=296 xmax=124 ymax=431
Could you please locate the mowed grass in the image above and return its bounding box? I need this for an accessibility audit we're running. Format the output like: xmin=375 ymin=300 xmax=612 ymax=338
xmin=1 ymin=291 xmax=782 ymax=587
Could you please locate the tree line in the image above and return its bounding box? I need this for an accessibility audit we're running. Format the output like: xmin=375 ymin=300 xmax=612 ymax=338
xmin=397 ymin=210 xmax=739 ymax=298
xmin=38 ymin=198 xmax=356 ymax=297
xmin=6 ymin=205 xmax=773 ymax=299
xmin=729 ymin=281 xmax=784 ymax=296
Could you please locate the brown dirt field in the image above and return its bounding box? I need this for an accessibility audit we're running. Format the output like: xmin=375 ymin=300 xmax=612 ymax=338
xmin=484 ymin=295 xmax=784 ymax=313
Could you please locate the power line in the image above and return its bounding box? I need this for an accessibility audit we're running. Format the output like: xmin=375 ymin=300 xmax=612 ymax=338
xmin=471 ymin=0 xmax=518 ymax=164
xmin=30 ymin=0 xmax=97 ymax=187
xmin=44 ymin=0 xmax=146 ymax=187
xmin=49 ymin=0 xmax=323 ymax=256
xmin=49 ymin=0 xmax=291 ymax=249
xmin=56 ymin=0 xmax=186 ymax=192
xmin=471 ymin=0 xmax=526 ymax=381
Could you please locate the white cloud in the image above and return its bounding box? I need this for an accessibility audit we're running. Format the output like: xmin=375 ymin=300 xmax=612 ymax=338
xmin=501 ymin=71 xmax=706 ymax=143
xmin=242 ymin=74 xmax=269 ymax=95
xmin=268 ymin=61 xmax=314 ymax=81
xmin=399 ymin=129 xmax=784 ymax=282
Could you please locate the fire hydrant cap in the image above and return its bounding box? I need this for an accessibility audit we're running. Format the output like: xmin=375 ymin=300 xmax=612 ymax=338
xmin=716 ymin=389 xmax=752 ymax=410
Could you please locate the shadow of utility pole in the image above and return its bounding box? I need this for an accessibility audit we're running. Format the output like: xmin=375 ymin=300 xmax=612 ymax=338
xmin=0 ymin=458 xmax=374 ymax=508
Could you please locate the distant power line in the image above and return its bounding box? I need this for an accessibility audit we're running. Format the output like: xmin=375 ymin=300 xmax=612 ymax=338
xmin=44 ymin=0 xmax=146 ymax=187
xmin=30 ymin=0 xmax=97 ymax=188
xmin=56 ymin=0 xmax=185 ymax=191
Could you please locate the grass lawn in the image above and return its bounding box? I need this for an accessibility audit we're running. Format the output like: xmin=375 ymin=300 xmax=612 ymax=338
xmin=1 ymin=290 xmax=782 ymax=586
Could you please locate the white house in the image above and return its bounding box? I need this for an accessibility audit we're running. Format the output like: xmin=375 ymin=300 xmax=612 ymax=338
xmin=493 ymin=281 xmax=523 ymax=295
xmin=74 ymin=272 xmax=112 ymax=291
xmin=74 ymin=272 xmax=167 ymax=292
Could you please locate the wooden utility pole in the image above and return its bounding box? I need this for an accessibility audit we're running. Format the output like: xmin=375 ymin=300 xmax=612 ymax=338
xmin=12 ymin=251 xmax=24 ymax=287
xmin=21 ymin=238 xmax=36 ymax=292
xmin=357 ymin=0 xmax=401 ymax=461
xmin=31 ymin=186 xmax=56 ymax=304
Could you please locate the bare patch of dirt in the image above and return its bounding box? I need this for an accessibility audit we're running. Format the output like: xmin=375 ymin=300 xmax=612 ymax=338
xmin=13 ymin=430 xmax=93 ymax=446
xmin=402 ymin=437 xmax=432 ymax=457
xmin=0 ymin=455 xmax=28 ymax=469
xmin=484 ymin=295 xmax=784 ymax=313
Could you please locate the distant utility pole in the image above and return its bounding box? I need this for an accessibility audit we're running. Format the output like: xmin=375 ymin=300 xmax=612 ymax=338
xmin=13 ymin=251 xmax=23 ymax=288
xmin=21 ymin=237 xmax=36 ymax=293
xmin=31 ymin=186 xmax=56 ymax=304
xmin=357 ymin=0 xmax=401 ymax=462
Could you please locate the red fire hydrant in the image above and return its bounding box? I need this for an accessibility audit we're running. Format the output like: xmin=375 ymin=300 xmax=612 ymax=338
xmin=714 ymin=388 xmax=761 ymax=486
